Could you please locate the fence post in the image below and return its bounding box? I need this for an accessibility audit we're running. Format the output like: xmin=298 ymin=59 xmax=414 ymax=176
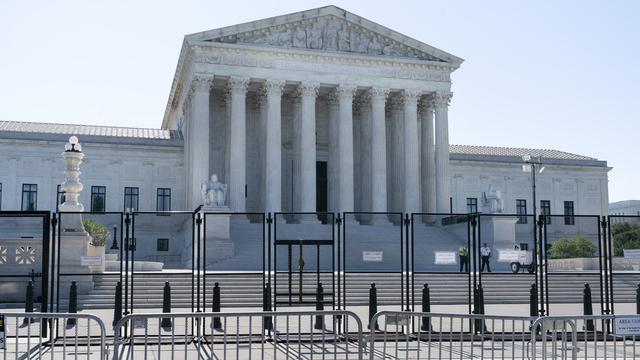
xmin=263 ymin=284 xmax=273 ymax=332
xmin=113 ymin=281 xmax=122 ymax=328
xmin=529 ymin=283 xmax=538 ymax=317
xmin=474 ymin=285 xmax=486 ymax=333
xmin=314 ymin=282 xmax=325 ymax=330
xmin=368 ymin=283 xmax=379 ymax=330
xmin=421 ymin=283 xmax=431 ymax=331
xmin=67 ymin=281 xmax=78 ymax=327
xmin=583 ymin=283 xmax=594 ymax=331
xmin=161 ymin=282 xmax=172 ymax=330
xmin=636 ymin=284 xmax=640 ymax=314
xmin=211 ymin=282 xmax=222 ymax=331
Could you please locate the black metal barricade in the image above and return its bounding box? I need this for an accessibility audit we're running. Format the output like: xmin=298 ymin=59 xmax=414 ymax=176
xmin=272 ymin=212 xmax=336 ymax=309
xmin=410 ymin=213 xmax=474 ymax=314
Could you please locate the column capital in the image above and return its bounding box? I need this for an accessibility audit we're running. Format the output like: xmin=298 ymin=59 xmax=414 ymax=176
xmin=402 ymin=89 xmax=422 ymax=104
xmin=336 ymin=84 xmax=358 ymax=98
xmin=388 ymin=94 xmax=404 ymax=111
xmin=299 ymin=81 xmax=320 ymax=98
xmin=434 ymin=91 xmax=453 ymax=108
xmin=228 ymin=76 xmax=250 ymax=93
xmin=370 ymin=87 xmax=390 ymax=99
xmin=191 ymin=74 xmax=214 ymax=92
xmin=418 ymin=96 xmax=435 ymax=113
xmin=263 ymin=79 xmax=285 ymax=96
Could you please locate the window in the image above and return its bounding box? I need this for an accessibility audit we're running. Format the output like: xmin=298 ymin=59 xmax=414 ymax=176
xmin=564 ymin=201 xmax=575 ymax=225
xmin=124 ymin=187 xmax=139 ymax=212
xmin=540 ymin=200 xmax=551 ymax=225
xmin=519 ymin=243 xmax=529 ymax=251
xmin=56 ymin=185 xmax=66 ymax=212
xmin=156 ymin=188 xmax=171 ymax=211
xmin=157 ymin=238 xmax=169 ymax=252
xmin=466 ymin=197 xmax=478 ymax=213
xmin=21 ymin=184 xmax=37 ymax=211
xmin=516 ymin=199 xmax=527 ymax=224
xmin=91 ymin=186 xmax=106 ymax=212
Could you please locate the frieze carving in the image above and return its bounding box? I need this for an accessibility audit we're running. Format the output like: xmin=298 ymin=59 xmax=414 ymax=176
xmin=211 ymin=16 xmax=444 ymax=62
xmin=192 ymin=48 xmax=451 ymax=83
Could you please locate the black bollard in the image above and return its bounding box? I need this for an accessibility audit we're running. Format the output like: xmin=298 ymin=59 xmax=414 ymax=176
xmin=529 ymin=283 xmax=538 ymax=317
xmin=211 ymin=282 xmax=222 ymax=331
xmin=421 ymin=283 xmax=432 ymax=332
xmin=22 ymin=280 xmax=34 ymax=325
xmin=161 ymin=282 xmax=172 ymax=330
xmin=67 ymin=281 xmax=78 ymax=327
xmin=474 ymin=285 xmax=487 ymax=333
xmin=636 ymin=284 xmax=640 ymax=315
xmin=314 ymin=282 xmax=325 ymax=330
xmin=262 ymin=284 xmax=273 ymax=332
xmin=113 ymin=281 xmax=123 ymax=328
xmin=368 ymin=283 xmax=379 ymax=330
xmin=583 ymin=283 xmax=594 ymax=331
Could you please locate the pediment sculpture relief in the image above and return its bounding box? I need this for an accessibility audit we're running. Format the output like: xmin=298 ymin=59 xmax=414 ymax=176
xmin=210 ymin=16 xmax=443 ymax=62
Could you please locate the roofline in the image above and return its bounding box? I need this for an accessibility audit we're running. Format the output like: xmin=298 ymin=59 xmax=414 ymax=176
xmin=450 ymin=153 xmax=609 ymax=169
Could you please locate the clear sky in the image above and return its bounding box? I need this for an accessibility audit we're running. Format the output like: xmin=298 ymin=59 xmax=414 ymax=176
xmin=1 ymin=1 xmax=638 ymax=202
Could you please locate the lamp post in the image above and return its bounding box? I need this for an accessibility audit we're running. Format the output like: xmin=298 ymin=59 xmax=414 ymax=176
xmin=110 ymin=225 xmax=119 ymax=250
xmin=59 ymin=136 xmax=86 ymax=233
xmin=522 ymin=155 xmax=544 ymax=221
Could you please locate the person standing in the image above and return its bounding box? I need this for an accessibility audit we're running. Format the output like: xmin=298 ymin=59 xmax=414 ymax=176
xmin=480 ymin=243 xmax=492 ymax=272
xmin=458 ymin=243 xmax=468 ymax=272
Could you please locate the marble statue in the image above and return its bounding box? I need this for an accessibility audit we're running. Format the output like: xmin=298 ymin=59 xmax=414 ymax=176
xmin=201 ymin=174 xmax=228 ymax=207
xmin=482 ymin=184 xmax=504 ymax=213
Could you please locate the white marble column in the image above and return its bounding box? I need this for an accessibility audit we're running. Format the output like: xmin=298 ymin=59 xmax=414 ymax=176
xmin=337 ymin=84 xmax=357 ymax=214
xmin=327 ymin=91 xmax=339 ymax=214
xmin=189 ymin=75 xmax=213 ymax=209
xmin=299 ymin=82 xmax=319 ymax=214
xmin=263 ymin=79 xmax=285 ymax=213
xmin=389 ymin=95 xmax=404 ymax=212
xmin=358 ymin=94 xmax=372 ymax=214
xmin=419 ymin=96 xmax=436 ymax=214
xmin=370 ymin=87 xmax=389 ymax=214
xmin=403 ymin=89 xmax=421 ymax=214
xmin=227 ymin=76 xmax=250 ymax=212
xmin=434 ymin=92 xmax=452 ymax=213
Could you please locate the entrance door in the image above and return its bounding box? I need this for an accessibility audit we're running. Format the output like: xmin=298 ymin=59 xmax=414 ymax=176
xmin=316 ymin=161 xmax=327 ymax=223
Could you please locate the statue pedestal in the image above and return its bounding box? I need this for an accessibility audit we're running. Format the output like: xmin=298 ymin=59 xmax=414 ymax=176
xmin=479 ymin=216 xmax=519 ymax=251
xmin=58 ymin=230 xmax=95 ymax=295
xmin=201 ymin=206 xmax=234 ymax=266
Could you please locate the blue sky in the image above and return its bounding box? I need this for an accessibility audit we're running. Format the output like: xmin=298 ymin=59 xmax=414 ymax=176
xmin=1 ymin=1 xmax=638 ymax=202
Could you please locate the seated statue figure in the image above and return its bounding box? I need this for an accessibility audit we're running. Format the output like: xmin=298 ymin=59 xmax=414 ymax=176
xmin=483 ymin=184 xmax=504 ymax=213
xmin=201 ymin=174 xmax=227 ymax=207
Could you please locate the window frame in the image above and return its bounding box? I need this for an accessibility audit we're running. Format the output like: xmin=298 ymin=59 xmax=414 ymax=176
xmin=21 ymin=184 xmax=38 ymax=211
xmin=466 ymin=197 xmax=478 ymax=214
xmin=540 ymin=200 xmax=551 ymax=225
xmin=157 ymin=238 xmax=169 ymax=252
xmin=90 ymin=186 xmax=107 ymax=212
xmin=156 ymin=188 xmax=171 ymax=212
xmin=564 ymin=201 xmax=575 ymax=225
xmin=124 ymin=187 xmax=139 ymax=212
xmin=516 ymin=199 xmax=527 ymax=224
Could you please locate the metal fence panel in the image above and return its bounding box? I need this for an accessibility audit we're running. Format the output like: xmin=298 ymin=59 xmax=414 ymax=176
xmin=0 ymin=312 xmax=106 ymax=360
xmin=608 ymin=215 xmax=640 ymax=315
xmin=113 ymin=310 xmax=363 ymax=359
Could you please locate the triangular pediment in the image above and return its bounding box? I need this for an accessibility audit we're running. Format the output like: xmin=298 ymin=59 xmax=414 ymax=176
xmin=187 ymin=6 xmax=463 ymax=66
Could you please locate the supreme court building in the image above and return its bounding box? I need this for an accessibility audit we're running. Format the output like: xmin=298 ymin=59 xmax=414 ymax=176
xmin=0 ymin=6 xmax=610 ymax=220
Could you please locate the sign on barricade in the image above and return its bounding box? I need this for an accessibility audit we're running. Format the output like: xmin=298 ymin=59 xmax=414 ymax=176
xmin=614 ymin=316 xmax=640 ymax=336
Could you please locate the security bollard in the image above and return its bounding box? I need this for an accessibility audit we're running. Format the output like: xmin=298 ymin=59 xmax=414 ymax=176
xmin=262 ymin=284 xmax=273 ymax=332
xmin=211 ymin=282 xmax=222 ymax=331
xmin=474 ymin=285 xmax=487 ymax=333
xmin=314 ymin=282 xmax=325 ymax=330
xmin=529 ymin=283 xmax=538 ymax=317
xmin=421 ymin=283 xmax=431 ymax=331
xmin=67 ymin=281 xmax=78 ymax=327
xmin=113 ymin=281 xmax=123 ymax=328
xmin=22 ymin=280 xmax=34 ymax=325
xmin=368 ymin=283 xmax=379 ymax=330
xmin=161 ymin=282 xmax=172 ymax=330
xmin=583 ymin=283 xmax=594 ymax=331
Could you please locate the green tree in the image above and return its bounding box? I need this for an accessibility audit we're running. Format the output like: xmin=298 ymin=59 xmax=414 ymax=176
xmin=611 ymin=222 xmax=640 ymax=256
xmin=548 ymin=235 xmax=597 ymax=259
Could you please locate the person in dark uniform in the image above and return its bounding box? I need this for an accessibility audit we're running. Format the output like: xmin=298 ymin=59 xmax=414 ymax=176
xmin=458 ymin=243 xmax=469 ymax=272
xmin=480 ymin=243 xmax=492 ymax=272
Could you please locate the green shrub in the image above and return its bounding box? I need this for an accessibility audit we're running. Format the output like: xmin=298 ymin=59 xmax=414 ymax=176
xmin=611 ymin=222 xmax=640 ymax=256
xmin=83 ymin=219 xmax=110 ymax=246
xmin=548 ymin=235 xmax=597 ymax=259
